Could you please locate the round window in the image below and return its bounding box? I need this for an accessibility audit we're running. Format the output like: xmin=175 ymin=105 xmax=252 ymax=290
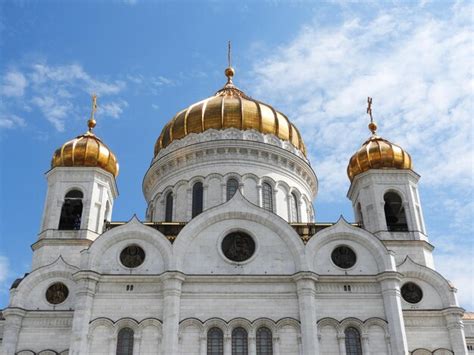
xmin=331 ymin=245 xmax=357 ymax=269
xmin=120 ymin=245 xmax=145 ymax=268
xmin=46 ymin=282 xmax=69 ymax=305
xmin=222 ymin=232 xmax=256 ymax=262
xmin=401 ymin=282 xmax=423 ymax=304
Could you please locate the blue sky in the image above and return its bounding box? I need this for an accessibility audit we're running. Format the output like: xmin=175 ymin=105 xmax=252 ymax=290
xmin=0 ymin=1 xmax=472 ymax=310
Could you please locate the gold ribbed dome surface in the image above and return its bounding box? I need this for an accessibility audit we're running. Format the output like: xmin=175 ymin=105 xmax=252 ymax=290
xmin=347 ymin=122 xmax=412 ymax=181
xmin=154 ymin=68 xmax=306 ymax=157
xmin=51 ymin=95 xmax=119 ymax=177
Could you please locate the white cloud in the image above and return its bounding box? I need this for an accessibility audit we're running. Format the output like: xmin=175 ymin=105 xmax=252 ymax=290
xmin=100 ymin=100 xmax=129 ymax=119
xmin=0 ymin=256 xmax=9 ymax=284
xmin=1 ymin=70 xmax=27 ymax=97
xmin=250 ymin=2 xmax=473 ymax=200
xmin=31 ymin=96 xmax=72 ymax=131
xmin=0 ymin=114 xmax=26 ymax=129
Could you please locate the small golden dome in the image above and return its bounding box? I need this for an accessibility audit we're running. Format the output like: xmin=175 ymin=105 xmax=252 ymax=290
xmin=51 ymin=95 xmax=119 ymax=177
xmin=154 ymin=68 xmax=306 ymax=157
xmin=347 ymin=122 xmax=412 ymax=181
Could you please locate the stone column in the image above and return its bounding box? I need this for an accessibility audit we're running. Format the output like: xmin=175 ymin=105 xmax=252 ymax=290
xmin=69 ymin=271 xmax=100 ymax=355
xmin=1 ymin=308 xmax=26 ymax=355
xmin=337 ymin=333 xmax=347 ymax=355
xmin=133 ymin=334 xmax=141 ymax=355
xmin=377 ymin=273 xmax=409 ymax=355
xmin=273 ymin=336 xmax=280 ymax=355
xmin=249 ymin=335 xmax=256 ymax=355
xmin=224 ymin=334 xmax=232 ymax=355
xmin=361 ymin=332 xmax=370 ymax=355
xmin=293 ymin=272 xmax=319 ymax=355
xmin=199 ymin=334 xmax=207 ymax=355
xmin=443 ymin=308 xmax=468 ymax=355
xmin=161 ymin=272 xmax=185 ymax=355
xmin=108 ymin=335 xmax=115 ymax=355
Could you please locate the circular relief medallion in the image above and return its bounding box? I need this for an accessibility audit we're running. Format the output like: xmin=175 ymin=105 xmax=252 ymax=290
xmin=331 ymin=245 xmax=357 ymax=269
xmin=222 ymin=232 xmax=256 ymax=262
xmin=120 ymin=245 xmax=145 ymax=268
xmin=46 ymin=282 xmax=69 ymax=305
xmin=401 ymin=282 xmax=423 ymax=304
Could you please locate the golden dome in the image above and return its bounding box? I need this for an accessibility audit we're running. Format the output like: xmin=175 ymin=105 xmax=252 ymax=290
xmin=347 ymin=121 xmax=412 ymax=181
xmin=51 ymin=96 xmax=119 ymax=177
xmin=154 ymin=67 xmax=306 ymax=157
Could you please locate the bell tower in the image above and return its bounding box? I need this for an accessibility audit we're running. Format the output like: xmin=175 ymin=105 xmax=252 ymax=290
xmin=34 ymin=95 xmax=119 ymax=269
xmin=347 ymin=98 xmax=431 ymax=267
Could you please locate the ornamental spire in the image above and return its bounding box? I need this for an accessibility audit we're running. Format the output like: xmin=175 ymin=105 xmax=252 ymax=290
xmin=224 ymin=41 xmax=235 ymax=84
xmin=367 ymin=96 xmax=377 ymax=135
xmin=87 ymin=94 xmax=98 ymax=133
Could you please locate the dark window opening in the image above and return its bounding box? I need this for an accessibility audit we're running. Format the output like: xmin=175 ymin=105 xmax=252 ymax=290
xmin=207 ymin=327 xmax=224 ymax=355
xmin=256 ymin=327 xmax=273 ymax=355
xmin=192 ymin=182 xmax=203 ymax=218
xmin=232 ymin=327 xmax=248 ymax=355
xmin=227 ymin=178 xmax=239 ymax=201
xmin=345 ymin=327 xmax=363 ymax=355
xmin=116 ymin=327 xmax=134 ymax=355
xmin=58 ymin=190 xmax=83 ymax=230
xmin=262 ymin=183 xmax=273 ymax=212
xmin=290 ymin=192 xmax=300 ymax=222
xmin=384 ymin=192 xmax=408 ymax=231
xmin=165 ymin=191 xmax=173 ymax=222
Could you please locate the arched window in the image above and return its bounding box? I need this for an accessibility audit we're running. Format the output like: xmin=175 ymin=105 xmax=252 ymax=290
xmin=232 ymin=327 xmax=248 ymax=355
xmin=290 ymin=192 xmax=300 ymax=222
xmin=58 ymin=190 xmax=83 ymax=230
xmin=256 ymin=327 xmax=273 ymax=355
xmin=356 ymin=203 xmax=364 ymax=227
xmin=116 ymin=327 xmax=134 ymax=355
xmin=261 ymin=182 xmax=273 ymax=212
xmin=227 ymin=178 xmax=239 ymax=201
xmin=384 ymin=192 xmax=408 ymax=231
xmin=345 ymin=327 xmax=363 ymax=355
xmin=207 ymin=327 xmax=224 ymax=355
xmin=192 ymin=182 xmax=204 ymax=218
xmin=165 ymin=191 xmax=173 ymax=222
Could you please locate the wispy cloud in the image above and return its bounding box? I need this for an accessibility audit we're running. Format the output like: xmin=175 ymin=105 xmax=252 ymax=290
xmin=1 ymin=70 xmax=27 ymax=97
xmin=250 ymin=2 xmax=473 ymax=199
xmin=0 ymin=114 xmax=26 ymax=129
xmin=1 ymin=63 xmax=128 ymax=131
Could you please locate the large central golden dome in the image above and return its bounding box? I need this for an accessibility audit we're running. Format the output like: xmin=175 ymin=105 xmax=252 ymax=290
xmin=154 ymin=68 xmax=306 ymax=157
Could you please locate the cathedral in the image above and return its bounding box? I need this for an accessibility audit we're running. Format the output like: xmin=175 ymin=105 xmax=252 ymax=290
xmin=0 ymin=63 xmax=472 ymax=355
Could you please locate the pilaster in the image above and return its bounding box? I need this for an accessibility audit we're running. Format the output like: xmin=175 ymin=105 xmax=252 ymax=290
xmin=161 ymin=271 xmax=185 ymax=355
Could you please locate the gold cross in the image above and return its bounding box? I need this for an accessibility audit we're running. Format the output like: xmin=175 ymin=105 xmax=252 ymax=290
xmin=367 ymin=97 xmax=373 ymax=122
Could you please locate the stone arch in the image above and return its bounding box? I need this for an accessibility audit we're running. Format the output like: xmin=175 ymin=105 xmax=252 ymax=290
xmin=84 ymin=216 xmax=174 ymax=271
xmin=397 ymin=257 xmax=458 ymax=307
xmin=306 ymin=218 xmax=394 ymax=273
xmin=275 ymin=318 xmax=301 ymax=332
xmin=252 ymin=318 xmax=278 ymax=334
xmin=113 ymin=317 xmax=140 ymax=337
xmin=202 ymin=318 xmax=229 ymax=337
xmin=173 ymin=191 xmax=306 ymax=271
xmin=340 ymin=317 xmax=365 ymax=335
xmin=89 ymin=317 xmax=115 ymax=334
xmin=11 ymin=256 xmax=78 ymax=309
xmin=228 ymin=318 xmax=253 ymax=336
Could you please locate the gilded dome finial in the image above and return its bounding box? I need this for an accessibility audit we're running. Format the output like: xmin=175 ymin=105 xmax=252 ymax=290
xmin=87 ymin=94 xmax=98 ymax=133
xmin=367 ymin=96 xmax=377 ymax=135
xmin=225 ymin=41 xmax=235 ymax=84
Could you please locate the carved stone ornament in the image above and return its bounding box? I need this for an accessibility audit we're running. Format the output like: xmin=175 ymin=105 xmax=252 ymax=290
xmin=46 ymin=282 xmax=69 ymax=305
xmin=401 ymin=282 xmax=423 ymax=304
xmin=120 ymin=245 xmax=146 ymax=268
xmin=331 ymin=245 xmax=357 ymax=269
xmin=222 ymin=232 xmax=256 ymax=262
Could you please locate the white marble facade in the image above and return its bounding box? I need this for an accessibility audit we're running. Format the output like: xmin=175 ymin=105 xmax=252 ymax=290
xmin=0 ymin=123 xmax=472 ymax=355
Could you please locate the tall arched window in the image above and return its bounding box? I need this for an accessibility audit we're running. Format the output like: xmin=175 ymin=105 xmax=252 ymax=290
xmin=384 ymin=192 xmax=408 ymax=231
xmin=116 ymin=327 xmax=134 ymax=355
xmin=232 ymin=327 xmax=248 ymax=355
xmin=192 ymin=182 xmax=204 ymax=218
xmin=58 ymin=190 xmax=83 ymax=230
xmin=290 ymin=192 xmax=300 ymax=222
xmin=165 ymin=191 xmax=173 ymax=222
xmin=261 ymin=182 xmax=273 ymax=212
xmin=256 ymin=327 xmax=273 ymax=355
xmin=207 ymin=327 xmax=224 ymax=355
xmin=345 ymin=327 xmax=363 ymax=355
xmin=227 ymin=178 xmax=239 ymax=201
